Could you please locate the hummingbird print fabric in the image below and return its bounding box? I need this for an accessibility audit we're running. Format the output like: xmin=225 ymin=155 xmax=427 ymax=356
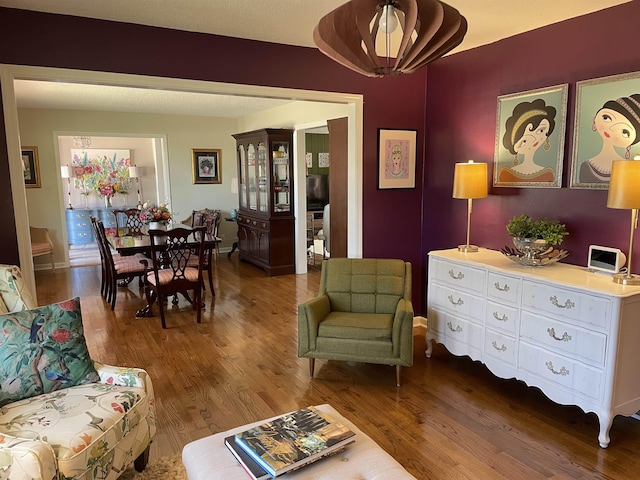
xmin=0 ymin=297 xmax=99 ymax=407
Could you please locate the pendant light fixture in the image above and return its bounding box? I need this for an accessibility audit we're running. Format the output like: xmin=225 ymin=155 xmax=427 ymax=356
xmin=314 ymin=0 xmax=467 ymax=78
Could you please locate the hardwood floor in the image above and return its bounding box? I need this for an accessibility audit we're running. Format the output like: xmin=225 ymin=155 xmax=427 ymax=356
xmin=35 ymin=256 xmax=640 ymax=479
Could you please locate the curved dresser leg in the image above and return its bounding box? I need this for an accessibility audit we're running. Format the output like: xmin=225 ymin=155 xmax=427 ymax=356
xmin=425 ymin=332 xmax=434 ymax=358
xmin=598 ymin=412 xmax=613 ymax=448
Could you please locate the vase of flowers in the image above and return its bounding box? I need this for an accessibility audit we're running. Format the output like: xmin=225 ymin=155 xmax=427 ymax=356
xmin=139 ymin=202 xmax=172 ymax=227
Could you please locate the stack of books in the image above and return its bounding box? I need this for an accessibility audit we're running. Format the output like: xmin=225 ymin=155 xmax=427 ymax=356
xmin=225 ymin=406 xmax=356 ymax=479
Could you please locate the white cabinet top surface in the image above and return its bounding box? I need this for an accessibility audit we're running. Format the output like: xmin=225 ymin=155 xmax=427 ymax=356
xmin=429 ymin=248 xmax=640 ymax=298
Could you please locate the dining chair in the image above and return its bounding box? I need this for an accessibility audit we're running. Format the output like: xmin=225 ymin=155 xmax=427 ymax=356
xmin=189 ymin=209 xmax=221 ymax=294
xmin=113 ymin=208 xmax=144 ymax=237
xmin=92 ymin=217 xmax=148 ymax=310
xmin=143 ymin=226 xmax=206 ymax=328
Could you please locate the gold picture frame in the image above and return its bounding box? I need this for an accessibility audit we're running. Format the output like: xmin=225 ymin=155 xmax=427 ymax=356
xmin=191 ymin=149 xmax=222 ymax=184
xmin=22 ymin=146 xmax=41 ymax=188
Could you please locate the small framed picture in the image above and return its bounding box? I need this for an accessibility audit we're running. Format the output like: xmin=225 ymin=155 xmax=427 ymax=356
xmin=22 ymin=146 xmax=41 ymax=188
xmin=377 ymin=128 xmax=417 ymax=189
xmin=191 ymin=149 xmax=222 ymax=184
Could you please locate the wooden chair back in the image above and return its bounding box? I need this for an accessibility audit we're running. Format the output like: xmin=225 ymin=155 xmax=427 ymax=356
xmin=146 ymin=226 xmax=206 ymax=327
xmin=113 ymin=208 xmax=144 ymax=237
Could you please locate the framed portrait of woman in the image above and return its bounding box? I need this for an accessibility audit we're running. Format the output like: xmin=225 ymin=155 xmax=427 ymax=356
xmin=571 ymin=72 xmax=640 ymax=189
xmin=493 ymin=84 xmax=568 ymax=188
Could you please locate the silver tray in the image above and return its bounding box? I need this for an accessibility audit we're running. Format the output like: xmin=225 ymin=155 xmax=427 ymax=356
xmin=500 ymin=246 xmax=569 ymax=267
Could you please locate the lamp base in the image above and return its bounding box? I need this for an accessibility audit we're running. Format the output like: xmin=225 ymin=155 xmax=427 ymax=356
xmin=458 ymin=244 xmax=479 ymax=253
xmin=612 ymin=273 xmax=640 ymax=285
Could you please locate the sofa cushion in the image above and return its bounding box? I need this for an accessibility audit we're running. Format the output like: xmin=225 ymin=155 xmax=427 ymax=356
xmin=0 ymin=383 xmax=150 ymax=478
xmin=0 ymin=297 xmax=99 ymax=407
xmin=318 ymin=312 xmax=394 ymax=341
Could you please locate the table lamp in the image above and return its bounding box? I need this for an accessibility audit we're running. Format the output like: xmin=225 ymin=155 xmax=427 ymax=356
xmin=60 ymin=165 xmax=72 ymax=209
xmin=453 ymin=160 xmax=488 ymax=253
xmin=606 ymin=157 xmax=640 ymax=285
xmin=128 ymin=166 xmax=142 ymax=207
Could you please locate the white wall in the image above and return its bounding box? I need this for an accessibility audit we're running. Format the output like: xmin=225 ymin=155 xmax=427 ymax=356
xmin=19 ymin=108 xmax=240 ymax=267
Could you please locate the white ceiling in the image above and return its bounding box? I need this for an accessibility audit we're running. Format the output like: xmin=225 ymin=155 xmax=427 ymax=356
xmin=5 ymin=0 xmax=632 ymax=117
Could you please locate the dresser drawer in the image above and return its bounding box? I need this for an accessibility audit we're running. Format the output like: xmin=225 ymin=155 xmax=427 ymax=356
xmin=520 ymin=311 xmax=607 ymax=367
xmin=487 ymin=271 xmax=520 ymax=304
xmin=519 ymin=342 xmax=603 ymax=401
xmin=485 ymin=300 xmax=518 ymax=335
xmin=484 ymin=330 xmax=517 ymax=366
xmin=430 ymin=282 xmax=484 ymax=322
xmin=430 ymin=258 xmax=485 ymax=294
xmin=522 ymin=281 xmax=610 ymax=330
xmin=427 ymin=307 xmax=483 ymax=356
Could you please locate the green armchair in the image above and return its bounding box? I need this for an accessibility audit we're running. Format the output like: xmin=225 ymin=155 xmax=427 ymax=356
xmin=298 ymin=258 xmax=414 ymax=386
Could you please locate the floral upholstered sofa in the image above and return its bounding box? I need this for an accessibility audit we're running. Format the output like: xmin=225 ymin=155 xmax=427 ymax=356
xmin=0 ymin=296 xmax=156 ymax=480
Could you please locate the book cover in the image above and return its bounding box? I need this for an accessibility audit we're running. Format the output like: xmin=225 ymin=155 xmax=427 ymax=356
xmin=234 ymin=406 xmax=355 ymax=477
xmin=225 ymin=435 xmax=271 ymax=480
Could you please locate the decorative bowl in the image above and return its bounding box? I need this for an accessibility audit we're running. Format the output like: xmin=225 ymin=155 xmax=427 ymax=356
xmin=501 ymin=245 xmax=569 ymax=267
xmin=512 ymin=237 xmax=550 ymax=260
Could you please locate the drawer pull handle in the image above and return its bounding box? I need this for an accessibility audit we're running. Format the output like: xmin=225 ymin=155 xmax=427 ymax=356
xmin=494 ymin=282 xmax=510 ymax=292
xmin=547 ymin=328 xmax=572 ymax=342
xmin=549 ymin=295 xmax=575 ymax=309
xmin=493 ymin=312 xmax=508 ymax=322
xmin=448 ymin=269 xmax=464 ymax=280
xmin=447 ymin=295 xmax=464 ymax=306
xmin=545 ymin=361 xmax=569 ymax=376
xmin=492 ymin=341 xmax=507 ymax=352
xmin=446 ymin=321 xmax=462 ymax=333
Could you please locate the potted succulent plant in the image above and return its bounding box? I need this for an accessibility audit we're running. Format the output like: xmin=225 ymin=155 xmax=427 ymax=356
xmin=506 ymin=214 xmax=568 ymax=259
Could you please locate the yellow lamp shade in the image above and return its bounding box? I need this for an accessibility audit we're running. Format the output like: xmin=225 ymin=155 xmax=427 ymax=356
xmin=607 ymin=160 xmax=640 ymax=210
xmin=453 ymin=161 xmax=488 ymax=199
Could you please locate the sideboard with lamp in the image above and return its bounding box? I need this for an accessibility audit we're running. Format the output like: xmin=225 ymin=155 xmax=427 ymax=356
xmin=426 ymin=158 xmax=640 ymax=448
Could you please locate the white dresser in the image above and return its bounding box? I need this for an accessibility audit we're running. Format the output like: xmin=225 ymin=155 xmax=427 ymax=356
xmin=426 ymin=248 xmax=640 ymax=447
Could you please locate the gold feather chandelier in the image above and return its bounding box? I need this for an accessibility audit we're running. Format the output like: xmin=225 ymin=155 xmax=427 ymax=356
xmin=313 ymin=0 xmax=467 ymax=78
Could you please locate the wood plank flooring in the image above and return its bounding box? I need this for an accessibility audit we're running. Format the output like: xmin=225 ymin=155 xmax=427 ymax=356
xmin=34 ymin=255 xmax=640 ymax=479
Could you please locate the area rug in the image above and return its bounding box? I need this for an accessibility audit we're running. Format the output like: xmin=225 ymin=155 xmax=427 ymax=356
xmin=119 ymin=454 xmax=187 ymax=480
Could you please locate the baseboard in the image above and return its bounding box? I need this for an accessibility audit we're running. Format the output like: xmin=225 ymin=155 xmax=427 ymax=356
xmin=413 ymin=315 xmax=427 ymax=332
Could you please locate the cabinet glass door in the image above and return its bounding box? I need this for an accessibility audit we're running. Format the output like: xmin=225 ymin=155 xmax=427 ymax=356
xmin=257 ymin=142 xmax=268 ymax=212
xmin=247 ymin=143 xmax=257 ymax=211
xmin=272 ymin=140 xmax=290 ymax=213
xmin=238 ymin=145 xmax=247 ymax=209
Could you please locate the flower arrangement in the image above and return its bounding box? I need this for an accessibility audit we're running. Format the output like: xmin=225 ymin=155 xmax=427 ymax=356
xmin=139 ymin=202 xmax=172 ymax=225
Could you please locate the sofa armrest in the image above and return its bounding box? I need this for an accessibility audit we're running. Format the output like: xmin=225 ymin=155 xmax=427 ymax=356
xmin=0 ymin=433 xmax=58 ymax=480
xmin=392 ymin=298 xmax=415 ymax=364
xmin=93 ymin=362 xmax=154 ymax=395
xmin=297 ymin=295 xmax=331 ymax=354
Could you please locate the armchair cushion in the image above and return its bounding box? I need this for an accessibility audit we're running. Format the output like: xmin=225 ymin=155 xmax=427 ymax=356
xmin=0 ymin=298 xmax=99 ymax=407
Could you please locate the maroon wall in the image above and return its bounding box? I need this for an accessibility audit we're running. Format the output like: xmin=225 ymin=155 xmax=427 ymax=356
xmin=423 ymin=2 xmax=640 ymax=274
xmin=0 ymin=8 xmax=427 ymax=308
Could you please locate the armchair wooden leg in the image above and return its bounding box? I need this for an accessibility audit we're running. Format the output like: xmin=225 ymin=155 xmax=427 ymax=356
xmin=309 ymin=358 xmax=315 ymax=378
xmin=396 ymin=365 xmax=401 ymax=387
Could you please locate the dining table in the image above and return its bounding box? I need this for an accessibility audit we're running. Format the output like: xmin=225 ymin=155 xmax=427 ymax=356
xmin=107 ymin=230 xmax=220 ymax=318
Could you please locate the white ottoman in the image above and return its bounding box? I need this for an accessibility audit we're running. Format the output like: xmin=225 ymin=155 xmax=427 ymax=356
xmin=182 ymin=404 xmax=417 ymax=479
